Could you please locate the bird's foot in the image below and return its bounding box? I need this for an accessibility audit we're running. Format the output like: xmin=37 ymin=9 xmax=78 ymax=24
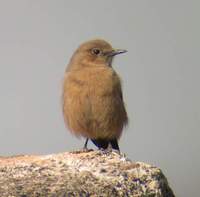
xmin=98 ymin=146 xmax=120 ymax=155
xmin=70 ymin=148 xmax=93 ymax=154
xmin=99 ymin=148 xmax=112 ymax=155
xmin=82 ymin=147 xmax=94 ymax=152
xmin=112 ymin=149 xmax=121 ymax=155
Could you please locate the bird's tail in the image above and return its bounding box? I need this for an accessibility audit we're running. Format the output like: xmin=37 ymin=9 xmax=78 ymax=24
xmin=91 ymin=138 xmax=120 ymax=151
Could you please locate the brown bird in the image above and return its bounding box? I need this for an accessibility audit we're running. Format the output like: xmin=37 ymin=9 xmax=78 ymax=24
xmin=63 ymin=39 xmax=128 ymax=151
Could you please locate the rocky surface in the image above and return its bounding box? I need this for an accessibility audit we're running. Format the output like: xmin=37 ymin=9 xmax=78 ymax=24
xmin=0 ymin=150 xmax=175 ymax=197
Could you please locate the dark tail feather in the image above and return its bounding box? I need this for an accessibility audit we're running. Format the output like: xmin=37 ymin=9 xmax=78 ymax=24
xmin=91 ymin=138 xmax=120 ymax=151
xmin=91 ymin=139 xmax=109 ymax=149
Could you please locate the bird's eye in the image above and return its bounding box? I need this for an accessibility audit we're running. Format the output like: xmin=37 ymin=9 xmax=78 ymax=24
xmin=91 ymin=48 xmax=101 ymax=55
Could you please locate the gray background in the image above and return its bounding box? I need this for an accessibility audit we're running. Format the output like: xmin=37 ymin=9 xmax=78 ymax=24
xmin=0 ymin=1 xmax=199 ymax=196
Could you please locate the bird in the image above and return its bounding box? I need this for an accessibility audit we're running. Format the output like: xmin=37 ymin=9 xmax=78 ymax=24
xmin=62 ymin=39 xmax=128 ymax=151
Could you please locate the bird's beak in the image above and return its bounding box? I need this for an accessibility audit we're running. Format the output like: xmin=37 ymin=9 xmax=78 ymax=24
xmin=106 ymin=49 xmax=127 ymax=57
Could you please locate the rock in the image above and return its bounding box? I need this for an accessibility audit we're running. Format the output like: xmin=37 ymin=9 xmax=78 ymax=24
xmin=0 ymin=150 xmax=175 ymax=197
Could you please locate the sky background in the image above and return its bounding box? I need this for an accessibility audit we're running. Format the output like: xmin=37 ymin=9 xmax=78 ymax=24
xmin=0 ymin=1 xmax=199 ymax=196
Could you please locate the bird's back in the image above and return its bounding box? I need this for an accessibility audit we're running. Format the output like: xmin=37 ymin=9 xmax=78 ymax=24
xmin=63 ymin=66 xmax=128 ymax=139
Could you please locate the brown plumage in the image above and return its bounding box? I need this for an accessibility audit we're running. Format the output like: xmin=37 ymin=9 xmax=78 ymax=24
xmin=63 ymin=39 xmax=128 ymax=151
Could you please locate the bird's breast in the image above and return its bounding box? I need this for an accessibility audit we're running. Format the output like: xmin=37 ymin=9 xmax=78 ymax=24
xmin=64 ymin=67 xmax=120 ymax=96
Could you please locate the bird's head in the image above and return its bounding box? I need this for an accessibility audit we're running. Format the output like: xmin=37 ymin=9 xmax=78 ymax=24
xmin=68 ymin=39 xmax=127 ymax=70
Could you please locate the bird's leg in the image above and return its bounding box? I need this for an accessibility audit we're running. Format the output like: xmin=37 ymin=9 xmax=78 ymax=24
xmin=105 ymin=143 xmax=113 ymax=153
xmin=83 ymin=138 xmax=89 ymax=150
xmin=72 ymin=138 xmax=93 ymax=154
xmin=110 ymin=139 xmax=120 ymax=154
xmin=82 ymin=138 xmax=93 ymax=152
xmin=71 ymin=138 xmax=92 ymax=154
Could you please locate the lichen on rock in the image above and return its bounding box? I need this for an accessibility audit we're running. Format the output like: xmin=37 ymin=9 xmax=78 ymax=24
xmin=0 ymin=150 xmax=175 ymax=197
